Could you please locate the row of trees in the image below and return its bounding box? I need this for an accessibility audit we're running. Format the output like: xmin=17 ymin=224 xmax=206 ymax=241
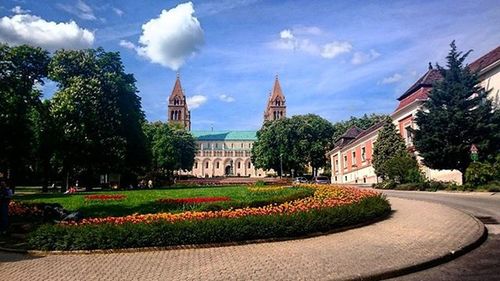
xmin=251 ymin=113 xmax=388 ymax=177
xmin=0 ymin=44 xmax=195 ymax=191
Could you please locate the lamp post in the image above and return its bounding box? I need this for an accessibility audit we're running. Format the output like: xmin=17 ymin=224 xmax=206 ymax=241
xmin=470 ymin=144 xmax=478 ymax=162
xmin=280 ymin=153 xmax=283 ymax=179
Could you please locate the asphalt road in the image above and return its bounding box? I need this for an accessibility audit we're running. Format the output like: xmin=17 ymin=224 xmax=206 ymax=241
xmin=381 ymin=190 xmax=500 ymax=281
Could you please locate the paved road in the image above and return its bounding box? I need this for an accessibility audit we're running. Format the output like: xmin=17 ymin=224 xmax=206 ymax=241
xmin=382 ymin=190 xmax=500 ymax=281
xmin=0 ymin=198 xmax=483 ymax=281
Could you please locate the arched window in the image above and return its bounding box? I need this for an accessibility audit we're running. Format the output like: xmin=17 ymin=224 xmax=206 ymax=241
xmin=237 ymin=162 xmax=241 ymax=169
xmin=216 ymin=162 xmax=220 ymax=169
xmin=170 ymin=111 xmax=174 ymax=120
xmin=248 ymin=162 xmax=251 ymax=169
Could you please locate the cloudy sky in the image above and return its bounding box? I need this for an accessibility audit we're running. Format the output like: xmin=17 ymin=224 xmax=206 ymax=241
xmin=1 ymin=0 xmax=499 ymax=130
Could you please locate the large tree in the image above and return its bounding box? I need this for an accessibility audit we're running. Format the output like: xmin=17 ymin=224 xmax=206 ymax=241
xmin=413 ymin=41 xmax=500 ymax=180
xmin=143 ymin=122 xmax=196 ymax=177
xmin=0 ymin=44 xmax=50 ymax=187
xmin=49 ymin=48 xmax=149 ymax=189
xmin=372 ymin=118 xmax=419 ymax=182
xmin=252 ymin=114 xmax=335 ymax=175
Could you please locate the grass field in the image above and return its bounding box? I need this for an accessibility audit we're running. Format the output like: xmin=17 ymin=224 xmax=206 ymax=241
xmin=14 ymin=186 xmax=313 ymax=218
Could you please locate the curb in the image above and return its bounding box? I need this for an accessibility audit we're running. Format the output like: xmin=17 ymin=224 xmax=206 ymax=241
xmin=1 ymin=210 xmax=392 ymax=256
xmin=351 ymin=197 xmax=488 ymax=281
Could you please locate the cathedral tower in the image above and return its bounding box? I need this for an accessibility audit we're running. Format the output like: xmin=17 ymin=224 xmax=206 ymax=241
xmin=264 ymin=75 xmax=287 ymax=122
xmin=168 ymin=74 xmax=191 ymax=130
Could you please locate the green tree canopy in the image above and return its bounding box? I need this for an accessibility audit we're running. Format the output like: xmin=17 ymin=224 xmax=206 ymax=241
xmin=252 ymin=114 xmax=335 ymax=175
xmin=49 ymin=48 xmax=149 ymax=188
xmin=144 ymin=122 xmax=196 ymax=175
xmin=413 ymin=41 xmax=500 ymax=178
xmin=372 ymin=118 xmax=420 ymax=183
xmin=0 ymin=44 xmax=50 ymax=186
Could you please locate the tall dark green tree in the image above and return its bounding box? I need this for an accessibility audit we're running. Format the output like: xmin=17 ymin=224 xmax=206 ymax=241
xmin=372 ymin=118 xmax=419 ymax=182
xmin=413 ymin=41 xmax=500 ymax=181
xmin=252 ymin=114 xmax=335 ymax=175
xmin=0 ymin=44 xmax=50 ymax=187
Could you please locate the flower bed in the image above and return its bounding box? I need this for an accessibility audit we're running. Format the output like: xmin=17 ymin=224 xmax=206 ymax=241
xmin=84 ymin=194 xmax=127 ymax=201
xmin=157 ymin=196 xmax=231 ymax=205
xmin=8 ymin=201 xmax=44 ymax=217
xmin=28 ymin=185 xmax=391 ymax=250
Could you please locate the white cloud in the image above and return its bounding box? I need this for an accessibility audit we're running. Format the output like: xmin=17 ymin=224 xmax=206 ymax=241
xmin=58 ymin=0 xmax=96 ymax=21
xmin=351 ymin=49 xmax=381 ymax=65
xmin=381 ymin=73 xmax=402 ymax=84
xmin=119 ymin=39 xmax=136 ymax=49
xmin=187 ymin=95 xmax=207 ymax=109
xmin=280 ymin=29 xmax=294 ymax=40
xmin=127 ymin=2 xmax=204 ymax=70
xmin=219 ymin=94 xmax=235 ymax=102
xmin=0 ymin=14 xmax=94 ymax=50
xmin=321 ymin=41 xmax=352 ymax=59
xmin=11 ymin=6 xmax=30 ymax=14
xmin=112 ymin=7 xmax=124 ymax=16
xmin=270 ymin=28 xmax=351 ymax=59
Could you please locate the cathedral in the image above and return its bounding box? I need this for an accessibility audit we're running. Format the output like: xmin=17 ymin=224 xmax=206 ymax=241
xmin=167 ymin=75 xmax=286 ymax=177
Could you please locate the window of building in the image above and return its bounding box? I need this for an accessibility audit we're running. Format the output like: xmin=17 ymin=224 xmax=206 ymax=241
xmin=344 ymin=176 xmax=347 ymax=181
xmin=335 ymin=159 xmax=339 ymax=172
xmin=241 ymin=143 xmax=243 ymax=148
xmin=361 ymin=147 xmax=366 ymax=162
xmin=248 ymin=162 xmax=251 ymax=169
xmin=352 ymin=151 xmax=356 ymax=166
xmin=205 ymin=162 xmax=209 ymax=169
xmin=194 ymin=162 xmax=198 ymax=169
xmin=237 ymin=162 xmax=241 ymax=169
xmin=343 ymin=155 xmax=348 ymax=169
xmin=216 ymin=162 xmax=219 ymax=169
xmin=405 ymin=126 xmax=413 ymax=144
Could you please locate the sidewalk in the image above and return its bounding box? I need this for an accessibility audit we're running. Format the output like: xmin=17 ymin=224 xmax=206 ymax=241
xmin=0 ymin=198 xmax=485 ymax=281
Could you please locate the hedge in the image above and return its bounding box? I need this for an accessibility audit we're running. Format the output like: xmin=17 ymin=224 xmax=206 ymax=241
xmin=28 ymin=195 xmax=390 ymax=251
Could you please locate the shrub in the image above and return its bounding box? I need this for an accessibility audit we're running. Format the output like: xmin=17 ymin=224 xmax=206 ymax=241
xmin=382 ymin=155 xmax=423 ymax=184
xmin=465 ymin=162 xmax=496 ymax=186
xmin=28 ymin=195 xmax=390 ymax=251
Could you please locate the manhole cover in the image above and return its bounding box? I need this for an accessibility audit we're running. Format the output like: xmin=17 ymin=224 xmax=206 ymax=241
xmin=476 ymin=216 xmax=499 ymax=224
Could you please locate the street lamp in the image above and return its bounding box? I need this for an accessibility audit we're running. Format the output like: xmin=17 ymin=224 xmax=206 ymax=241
xmin=470 ymin=144 xmax=478 ymax=162
xmin=280 ymin=153 xmax=283 ymax=179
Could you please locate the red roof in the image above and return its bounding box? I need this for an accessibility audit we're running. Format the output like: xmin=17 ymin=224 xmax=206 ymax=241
xmin=468 ymin=45 xmax=500 ymax=73
xmin=394 ymin=87 xmax=431 ymax=112
xmin=397 ymin=69 xmax=442 ymax=101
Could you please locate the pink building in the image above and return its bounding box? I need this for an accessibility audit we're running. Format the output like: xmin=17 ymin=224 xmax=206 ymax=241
xmin=328 ymin=45 xmax=500 ymax=185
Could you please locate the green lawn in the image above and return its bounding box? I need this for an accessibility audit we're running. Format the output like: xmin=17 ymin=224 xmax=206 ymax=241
xmin=14 ymin=186 xmax=313 ymax=218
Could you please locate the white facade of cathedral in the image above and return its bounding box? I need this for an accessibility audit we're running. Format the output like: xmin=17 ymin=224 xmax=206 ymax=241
xmin=168 ymin=75 xmax=286 ymax=178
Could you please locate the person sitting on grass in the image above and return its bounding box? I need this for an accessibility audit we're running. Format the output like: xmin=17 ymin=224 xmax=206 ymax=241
xmin=64 ymin=186 xmax=78 ymax=194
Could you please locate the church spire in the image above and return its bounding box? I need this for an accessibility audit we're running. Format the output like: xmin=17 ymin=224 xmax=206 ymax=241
xmin=168 ymin=73 xmax=191 ymax=130
xmin=264 ymin=75 xmax=286 ymax=122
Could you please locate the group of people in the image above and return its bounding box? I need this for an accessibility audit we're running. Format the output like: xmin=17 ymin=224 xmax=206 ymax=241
xmin=0 ymin=180 xmax=13 ymax=235
xmin=137 ymin=179 xmax=154 ymax=189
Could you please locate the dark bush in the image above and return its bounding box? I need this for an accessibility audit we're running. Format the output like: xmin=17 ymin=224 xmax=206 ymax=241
xmin=28 ymin=196 xmax=390 ymax=251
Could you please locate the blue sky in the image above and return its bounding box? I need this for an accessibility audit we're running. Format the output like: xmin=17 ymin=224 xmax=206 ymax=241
xmin=1 ymin=0 xmax=499 ymax=130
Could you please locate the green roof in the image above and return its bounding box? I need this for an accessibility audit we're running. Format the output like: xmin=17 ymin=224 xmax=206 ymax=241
xmin=191 ymin=131 xmax=257 ymax=141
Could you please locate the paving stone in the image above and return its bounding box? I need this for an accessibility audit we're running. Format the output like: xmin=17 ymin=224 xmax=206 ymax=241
xmin=0 ymin=198 xmax=484 ymax=281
